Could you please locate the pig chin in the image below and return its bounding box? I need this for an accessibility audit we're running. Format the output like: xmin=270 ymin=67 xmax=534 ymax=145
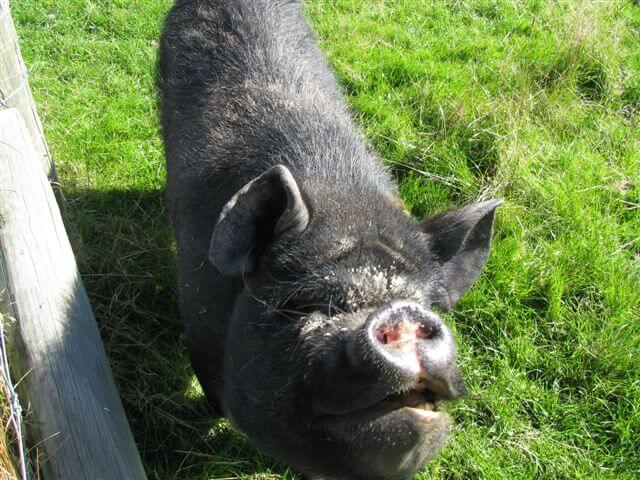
xmin=317 ymin=399 xmax=453 ymax=479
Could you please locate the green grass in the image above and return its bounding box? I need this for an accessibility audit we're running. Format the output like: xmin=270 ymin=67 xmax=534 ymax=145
xmin=12 ymin=0 xmax=640 ymax=478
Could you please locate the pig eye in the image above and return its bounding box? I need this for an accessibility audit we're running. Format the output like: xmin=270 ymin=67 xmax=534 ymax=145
xmin=276 ymin=298 xmax=342 ymax=317
xmin=429 ymin=286 xmax=452 ymax=312
xmin=430 ymin=299 xmax=451 ymax=313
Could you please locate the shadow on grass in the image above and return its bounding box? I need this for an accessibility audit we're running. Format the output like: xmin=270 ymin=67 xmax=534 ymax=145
xmin=64 ymin=186 xmax=293 ymax=479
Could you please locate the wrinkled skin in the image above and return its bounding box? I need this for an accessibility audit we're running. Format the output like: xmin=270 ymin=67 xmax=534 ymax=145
xmin=158 ymin=1 xmax=501 ymax=479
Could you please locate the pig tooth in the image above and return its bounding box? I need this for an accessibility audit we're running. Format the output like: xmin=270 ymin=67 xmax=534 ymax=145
xmin=408 ymin=407 xmax=442 ymax=422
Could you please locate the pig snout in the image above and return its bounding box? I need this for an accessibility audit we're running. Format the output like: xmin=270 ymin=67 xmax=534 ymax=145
xmin=358 ymin=300 xmax=467 ymax=400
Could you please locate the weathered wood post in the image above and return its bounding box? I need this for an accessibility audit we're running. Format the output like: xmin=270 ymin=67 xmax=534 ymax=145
xmin=0 ymin=1 xmax=147 ymax=478
xmin=0 ymin=0 xmax=52 ymax=176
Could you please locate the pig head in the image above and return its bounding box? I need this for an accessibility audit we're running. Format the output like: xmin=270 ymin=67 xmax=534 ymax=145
xmin=207 ymin=165 xmax=500 ymax=480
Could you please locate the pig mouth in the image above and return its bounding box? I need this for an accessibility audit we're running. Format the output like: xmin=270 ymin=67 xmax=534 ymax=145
xmin=320 ymin=377 xmax=449 ymax=427
xmin=376 ymin=381 xmax=445 ymax=422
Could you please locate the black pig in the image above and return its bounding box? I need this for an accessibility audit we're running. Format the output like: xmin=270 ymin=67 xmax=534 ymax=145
xmin=159 ymin=1 xmax=500 ymax=479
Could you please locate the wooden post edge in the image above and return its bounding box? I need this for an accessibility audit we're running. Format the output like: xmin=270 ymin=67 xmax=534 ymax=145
xmin=0 ymin=108 xmax=147 ymax=479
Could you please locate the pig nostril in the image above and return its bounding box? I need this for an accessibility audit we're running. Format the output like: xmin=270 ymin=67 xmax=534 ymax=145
xmin=416 ymin=325 xmax=438 ymax=340
xmin=375 ymin=327 xmax=400 ymax=345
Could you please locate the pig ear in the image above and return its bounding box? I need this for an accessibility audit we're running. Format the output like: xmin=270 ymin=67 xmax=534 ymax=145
xmin=209 ymin=165 xmax=310 ymax=276
xmin=423 ymin=199 xmax=502 ymax=306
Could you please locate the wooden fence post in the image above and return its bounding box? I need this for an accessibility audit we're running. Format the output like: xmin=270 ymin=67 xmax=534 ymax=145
xmin=0 ymin=0 xmax=53 ymax=176
xmin=0 ymin=108 xmax=147 ymax=480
